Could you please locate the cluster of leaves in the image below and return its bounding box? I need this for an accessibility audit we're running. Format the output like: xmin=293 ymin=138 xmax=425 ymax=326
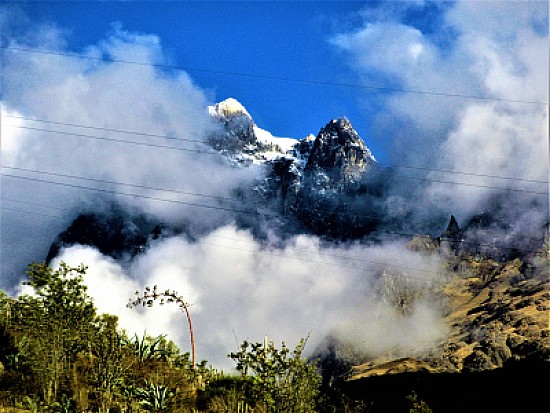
xmin=407 ymin=391 xmax=433 ymax=413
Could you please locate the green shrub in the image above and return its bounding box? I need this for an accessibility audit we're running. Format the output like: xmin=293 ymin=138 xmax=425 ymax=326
xmin=229 ymin=337 xmax=320 ymax=413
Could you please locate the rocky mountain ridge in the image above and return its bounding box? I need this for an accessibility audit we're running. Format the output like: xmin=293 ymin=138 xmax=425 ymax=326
xmin=43 ymin=99 xmax=550 ymax=412
xmin=48 ymin=98 xmax=549 ymax=257
xmin=338 ymin=245 xmax=549 ymax=412
xmin=46 ymin=98 xmax=383 ymax=259
xmin=207 ymin=98 xmax=385 ymax=238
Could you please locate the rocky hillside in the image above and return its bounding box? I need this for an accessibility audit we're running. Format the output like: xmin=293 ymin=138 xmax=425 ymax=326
xmin=342 ymin=245 xmax=549 ymax=412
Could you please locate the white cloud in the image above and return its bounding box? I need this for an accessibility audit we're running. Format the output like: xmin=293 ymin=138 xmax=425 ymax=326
xmin=51 ymin=227 xmax=447 ymax=369
xmin=1 ymin=23 xmax=261 ymax=284
xmin=330 ymin=0 xmax=548 ymax=225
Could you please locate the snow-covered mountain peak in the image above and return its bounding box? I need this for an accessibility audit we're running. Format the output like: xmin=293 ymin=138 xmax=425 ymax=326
xmin=207 ymin=98 xmax=300 ymax=164
xmin=208 ymin=97 xmax=251 ymax=119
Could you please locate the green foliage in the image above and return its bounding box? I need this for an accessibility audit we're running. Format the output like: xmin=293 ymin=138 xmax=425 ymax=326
xmin=125 ymin=332 xmax=170 ymax=366
xmin=89 ymin=314 xmax=134 ymax=412
xmin=23 ymin=395 xmax=41 ymax=413
xmin=135 ymin=380 xmax=176 ymax=412
xmin=53 ymin=394 xmax=77 ymax=413
xmin=0 ymin=261 xmax=372 ymax=412
xmin=11 ymin=262 xmax=96 ymax=405
xmin=229 ymin=337 xmax=321 ymax=413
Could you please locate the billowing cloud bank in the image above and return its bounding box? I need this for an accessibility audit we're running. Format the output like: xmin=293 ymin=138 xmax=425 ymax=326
xmin=1 ymin=22 xmax=260 ymax=284
xmin=48 ymin=226 xmax=447 ymax=369
xmin=332 ymin=0 xmax=548 ymax=225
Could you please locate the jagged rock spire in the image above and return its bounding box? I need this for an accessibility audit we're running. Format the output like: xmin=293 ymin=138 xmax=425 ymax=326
xmin=305 ymin=117 xmax=376 ymax=186
xmin=446 ymin=215 xmax=461 ymax=237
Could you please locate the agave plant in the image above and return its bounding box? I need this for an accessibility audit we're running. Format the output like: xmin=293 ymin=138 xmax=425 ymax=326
xmin=24 ymin=396 xmax=41 ymax=413
xmin=53 ymin=394 xmax=77 ymax=413
xmin=125 ymin=332 xmax=169 ymax=365
xmin=135 ymin=380 xmax=175 ymax=412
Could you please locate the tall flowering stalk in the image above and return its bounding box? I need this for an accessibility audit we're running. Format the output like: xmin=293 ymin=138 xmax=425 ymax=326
xmin=127 ymin=285 xmax=196 ymax=369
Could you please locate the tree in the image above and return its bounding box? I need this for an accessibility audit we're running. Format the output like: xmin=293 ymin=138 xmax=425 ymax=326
xmin=229 ymin=337 xmax=320 ymax=413
xmin=89 ymin=314 xmax=134 ymax=413
xmin=11 ymin=262 xmax=96 ymax=406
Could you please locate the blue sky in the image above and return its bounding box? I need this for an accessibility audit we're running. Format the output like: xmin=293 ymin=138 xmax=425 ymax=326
xmin=6 ymin=1 xmax=548 ymax=166
xmin=9 ymin=1 xmax=547 ymax=196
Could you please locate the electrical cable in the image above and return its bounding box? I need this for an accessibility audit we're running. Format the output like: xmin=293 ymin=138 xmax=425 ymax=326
xmin=5 ymin=113 xmax=549 ymax=185
xmin=3 ymin=46 xmax=548 ymax=106
xmin=3 ymin=123 xmax=548 ymax=195
xmin=2 ymin=170 xmax=546 ymax=258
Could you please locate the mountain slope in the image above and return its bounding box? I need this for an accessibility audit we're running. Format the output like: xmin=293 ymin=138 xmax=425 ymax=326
xmin=341 ymin=247 xmax=549 ymax=412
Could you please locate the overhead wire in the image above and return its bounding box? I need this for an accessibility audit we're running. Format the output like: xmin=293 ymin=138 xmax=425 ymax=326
xmin=3 ymin=46 xmax=548 ymax=106
xmin=2 ymin=122 xmax=548 ymax=195
xmin=6 ymin=124 xmax=210 ymax=154
xmin=1 ymin=45 xmax=548 ymax=272
xmin=0 ymin=198 xmax=448 ymax=281
xmin=3 ymin=193 xmax=546 ymax=283
xmin=1 ymin=167 xmax=546 ymax=257
xmin=5 ymin=113 xmax=550 ymax=186
xmin=0 ymin=172 xmax=252 ymax=215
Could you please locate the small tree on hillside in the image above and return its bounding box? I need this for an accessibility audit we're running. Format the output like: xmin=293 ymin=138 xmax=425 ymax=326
xmin=12 ymin=262 xmax=96 ymax=405
xmin=229 ymin=337 xmax=320 ymax=413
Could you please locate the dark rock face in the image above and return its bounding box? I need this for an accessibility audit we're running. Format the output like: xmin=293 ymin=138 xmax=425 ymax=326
xmin=342 ymin=360 xmax=549 ymax=413
xmin=46 ymin=209 xmax=165 ymax=262
xmin=441 ymin=215 xmax=464 ymax=253
xmin=291 ymin=118 xmax=382 ymax=238
xmin=440 ymin=213 xmax=546 ymax=261
xmin=264 ymin=157 xmax=302 ymax=213
xmin=445 ymin=215 xmax=462 ymax=238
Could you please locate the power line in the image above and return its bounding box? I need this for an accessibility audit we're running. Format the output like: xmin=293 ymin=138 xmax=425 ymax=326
xmin=4 ymin=124 xmax=210 ymax=154
xmin=1 ymin=168 xmax=546 ymax=256
xmin=1 ymin=206 xmax=65 ymax=221
xmin=0 ymin=172 xmax=252 ymax=215
xmin=2 ymin=197 xmax=545 ymax=282
xmin=3 ymin=46 xmax=548 ymax=106
xmin=3 ymin=191 xmax=543 ymax=258
xmin=2 ymin=197 xmax=73 ymax=212
xmin=381 ymin=163 xmax=549 ymax=185
xmin=2 ymin=165 xmax=242 ymax=204
xmin=5 ymin=114 xmax=549 ymax=186
xmin=393 ymin=173 xmax=547 ymax=195
xmin=0 ymin=203 xmax=446 ymax=281
xmin=3 ymin=123 xmax=548 ymax=195
xmin=5 ymin=114 xmax=207 ymax=145
xmin=2 ymin=164 xmax=548 ymax=241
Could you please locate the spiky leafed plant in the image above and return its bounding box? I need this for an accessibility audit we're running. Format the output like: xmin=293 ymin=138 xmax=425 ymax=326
xmin=135 ymin=380 xmax=175 ymax=412
xmin=125 ymin=332 xmax=168 ymax=366
xmin=127 ymin=285 xmax=196 ymax=369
